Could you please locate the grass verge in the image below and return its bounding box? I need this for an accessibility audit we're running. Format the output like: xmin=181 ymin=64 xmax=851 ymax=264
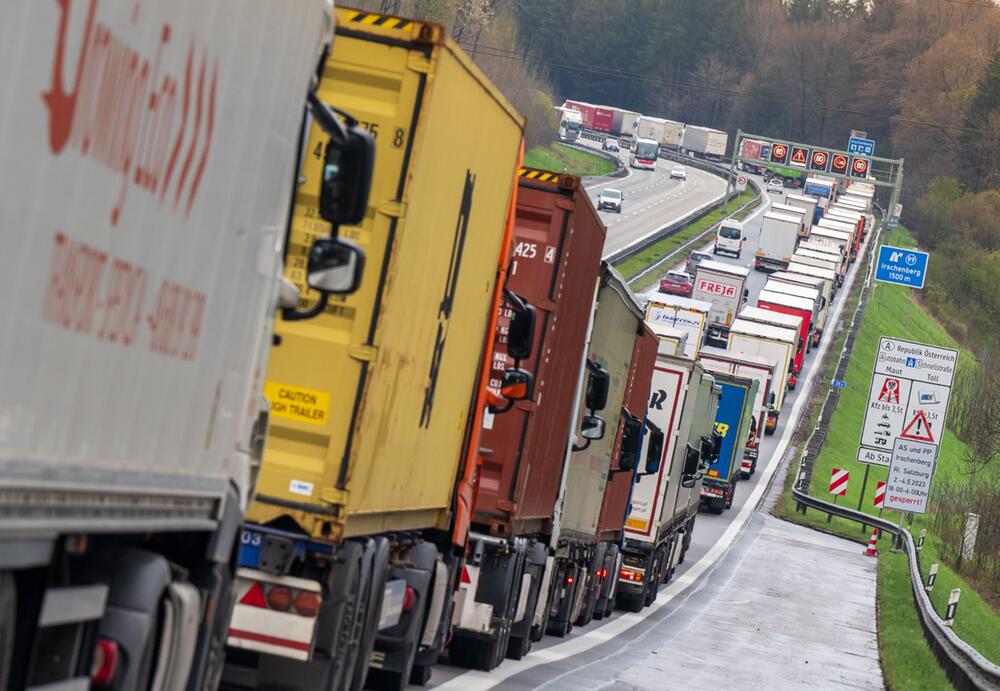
xmin=774 ymin=225 xmax=1000 ymax=686
xmin=523 ymin=143 xmax=617 ymax=176
xmin=616 ymin=189 xmax=759 ymax=291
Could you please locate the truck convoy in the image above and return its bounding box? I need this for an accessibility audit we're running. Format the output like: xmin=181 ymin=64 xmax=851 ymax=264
xmin=0 ymin=3 xmax=379 ymax=690
xmin=226 ymin=14 xmax=529 ymax=690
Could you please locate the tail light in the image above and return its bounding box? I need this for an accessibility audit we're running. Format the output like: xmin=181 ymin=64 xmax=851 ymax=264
xmin=619 ymin=568 xmax=644 ymax=583
xmin=91 ymin=638 xmax=119 ymax=686
xmin=565 ymin=575 xmax=575 ymax=586
xmin=266 ymin=585 xmax=292 ymax=611
xmin=293 ymin=590 xmax=321 ymax=617
xmin=402 ymin=586 xmax=416 ymax=612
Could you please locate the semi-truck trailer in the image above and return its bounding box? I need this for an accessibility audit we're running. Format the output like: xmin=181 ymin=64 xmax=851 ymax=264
xmin=697 ymin=347 xmax=777 ymax=471
xmin=767 ymin=274 xmax=830 ymax=339
xmin=808 ymin=227 xmax=853 ymax=261
xmin=0 ymin=3 xmax=375 ymax=690
xmin=727 ymin=319 xmax=797 ymax=431
xmin=636 ymin=116 xmax=685 ymax=149
xmin=226 ymin=14 xmax=528 ymax=690
xmin=758 ymin=288 xmax=819 ymax=353
xmin=786 ymin=193 xmax=820 ymax=225
xmin=620 ymin=345 xmax=720 ymax=610
xmin=786 ymin=262 xmax=838 ymax=304
xmin=738 ymin=305 xmax=804 ymax=382
xmin=563 ymin=100 xmax=596 ymax=130
xmin=550 ymin=270 xmax=658 ymax=631
xmin=737 ymin=138 xmax=771 ymax=174
xmin=644 ymin=295 xmax=712 ymax=359
xmin=771 ymin=203 xmax=809 ymax=240
xmin=682 ymin=125 xmax=728 ymax=161
xmin=451 ymin=169 xmax=605 ymax=669
xmin=804 ymin=177 xmax=836 ymax=207
xmin=817 ymin=217 xmax=860 ymax=259
xmin=755 ymin=212 xmax=802 ymax=272
xmin=700 ymin=374 xmax=757 ymax=512
xmin=692 ymin=260 xmax=750 ymax=345
xmin=798 ymin=241 xmax=846 ymax=286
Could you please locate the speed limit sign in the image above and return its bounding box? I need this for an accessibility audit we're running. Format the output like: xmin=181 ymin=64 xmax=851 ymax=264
xmin=735 ymin=174 xmax=748 ymax=192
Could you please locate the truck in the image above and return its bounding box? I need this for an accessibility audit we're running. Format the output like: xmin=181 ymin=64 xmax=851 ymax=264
xmin=563 ymin=100 xmax=596 ymax=130
xmin=804 ymin=176 xmax=836 ymax=207
xmin=620 ymin=348 xmax=720 ymax=610
xmin=557 ymin=107 xmax=584 ymax=142
xmin=785 ymin=193 xmax=820 ymax=225
xmin=644 ymin=295 xmax=712 ymax=358
xmin=698 ymin=346 xmax=777 ymax=471
xmin=631 ymin=137 xmax=661 ymax=171
xmin=799 ymin=241 xmax=847 ymax=285
xmin=806 ymin=226 xmax=852 ymax=262
xmin=786 ymin=262 xmax=838 ymax=307
xmin=737 ymin=138 xmax=771 ymax=174
xmin=700 ymin=374 xmax=757 ymax=512
xmin=612 ymin=108 xmax=642 ymax=141
xmin=551 ymin=271 xmax=659 ymax=630
xmin=0 ymin=3 xmax=378 ymax=690
xmin=636 ymin=116 xmax=685 ymax=149
xmin=771 ymin=202 xmax=809 ymax=240
xmin=727 ymin=319 xmax=797 ymax=431
xmin=817 ymin=217 xmax=860 ymax=259
xmin=755 ymin=212 xmax=802 ymax=272
xmin=682 ymin=125 xmax=729 ymax=161
xmin=227 ymin=14 xmax=528 ymax=690
xmin=692 ymin=260 xmax=750 ymax=346
xmin=767 ymin=273 xmax=830 ymax=340
xmin=593 ymin=105 xmax=615 ymax=133
xmin=452 ymin=169 xmax=605 ymax=668
xmin=794 ymin=249 xmax=843 ymax=286
xmin=739 ymin=304 xmax=804 ymax=384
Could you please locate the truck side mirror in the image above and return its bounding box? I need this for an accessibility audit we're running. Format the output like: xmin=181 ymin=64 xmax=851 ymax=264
xmin=585 ymin=361 xmax=610 ymax=412
xmin=618 ymin=414 xmax=643 ymax=472
xmin=579 ymin=415 xmax=605 ymax=442
xmin=307 ymin=237 xmax=365 ymax=295
xmin=644 ymin=422 xmax=664 ymax=475
xmin=310 ymin=93 xmax=375 ymax=228
xmin=767 ymin=391 xmax=777 ymax=408
xmin=500 ymin=368 xmax=533 ymax=402
xmin=743 ymin=288 xmax=749 ymax=303
xmin=681 ymin=444 xmax=700 ymax=488
xmin=505 ymin=290 xmax=536 ymax=361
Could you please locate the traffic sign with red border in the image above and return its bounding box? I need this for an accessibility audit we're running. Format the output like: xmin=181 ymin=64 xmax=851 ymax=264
xmin=830 ymin=153 xmax=849 ymax=175
xmin=769 ymin=143 xmax=789 ymax=164
xmin=789 ymin=146 xmax=808 ymax=168
xmin=851 ymin=156 xmax=871 ymax=178
xmin=809 ymin=149 xmax=830 ymax=171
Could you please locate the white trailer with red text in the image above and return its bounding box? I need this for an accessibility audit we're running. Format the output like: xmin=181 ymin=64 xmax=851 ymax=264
xmin=691 ymin=260 xmax=750 ymax=346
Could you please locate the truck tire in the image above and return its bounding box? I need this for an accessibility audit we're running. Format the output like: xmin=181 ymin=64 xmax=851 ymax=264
xmin=0 ymin=572 xmax=14 ymax=691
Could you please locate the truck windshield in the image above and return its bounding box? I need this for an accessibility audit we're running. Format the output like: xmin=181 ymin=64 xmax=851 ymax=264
xmin=634 ymin=141 xmax=659 ymax=160
xmin=565 ymin=121 xmax=581 ymax=133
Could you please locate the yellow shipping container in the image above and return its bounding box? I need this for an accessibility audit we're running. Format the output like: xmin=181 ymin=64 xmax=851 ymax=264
xmin=245 ymin=8 xmax=524 ymax=541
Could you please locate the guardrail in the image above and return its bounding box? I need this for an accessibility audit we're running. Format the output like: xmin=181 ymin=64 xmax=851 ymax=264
xmin=789 ymin=219 xmax=1000 ymax=691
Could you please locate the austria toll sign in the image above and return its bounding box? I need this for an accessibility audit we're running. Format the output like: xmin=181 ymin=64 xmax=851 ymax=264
xmin=857 ymin=337 xmax=958 ymax=471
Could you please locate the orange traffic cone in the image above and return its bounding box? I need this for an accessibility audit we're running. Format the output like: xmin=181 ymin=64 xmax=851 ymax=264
xmin=864 ymin=528 xmax=879 ymax=557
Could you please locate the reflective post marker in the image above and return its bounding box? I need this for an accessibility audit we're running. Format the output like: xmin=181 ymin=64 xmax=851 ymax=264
xmin=917 ymin=528 xmax=926 ymax=552
xmin=944 ymin=588 xmax=961 ymax=627
xmin=926 ymin=563 xmax=939 ymax=592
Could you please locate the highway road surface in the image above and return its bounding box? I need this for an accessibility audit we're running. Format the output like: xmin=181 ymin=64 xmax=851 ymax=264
xmin=420 ymin=167 xmax=880 ymax=690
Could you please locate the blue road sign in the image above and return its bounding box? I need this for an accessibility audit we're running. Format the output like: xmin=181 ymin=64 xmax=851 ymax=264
xmin=875 ymin=244 xmax=928 ymax=289
xmin=848 ymin=136 xmax=875 ymax=157
xmin=832 ymin=379 xmax=847 ymax=389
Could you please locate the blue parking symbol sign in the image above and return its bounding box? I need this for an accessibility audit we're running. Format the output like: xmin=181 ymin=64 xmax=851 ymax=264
xmin=875 ymin=244 xmax=928 ymax=289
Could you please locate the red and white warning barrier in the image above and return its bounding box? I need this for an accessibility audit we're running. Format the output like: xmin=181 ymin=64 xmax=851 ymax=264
xmin=829 ymin=468 xmax=849 ymax=496
xmin=873 ymin=481 xmax=886 ymax=508
xmin=864 ymin=528 xmax=879 ymax=557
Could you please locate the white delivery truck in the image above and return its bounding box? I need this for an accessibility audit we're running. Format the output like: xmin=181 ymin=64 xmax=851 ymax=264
xmin=755 ymin=212 xmax=802 ymax=272
xmin=738 ymin=304 xmax=804 ymax=388
xmin=0 ymin=2 xmax=374 ymax=689
xmin=645 ymin=295 xmax=712 ymax=358
xmin=809 ymin=226 xmax=852 ymax=259
xmin=692 ymin=260 xmax=750 ymax=345
xmin=785 ymin=193 xmax=819 ymax=227
xmin=682 ymin=125 xmax=728 ymax=161
xmin=728 ymin=319 xmax=797 ymax=431
xmin=768 ymin=273 xmax=830 ymax=338
xmin=771 ymin=203 xmax=808 ymax=239
xmin=698 ymin=346 xmax=777 ymax=466
xmin=715 ymin=219 xmax=746 ymax=257
xmin=787 ymin=261 xmax=838 ymax=302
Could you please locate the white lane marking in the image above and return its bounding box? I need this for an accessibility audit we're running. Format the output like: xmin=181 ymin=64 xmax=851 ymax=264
xmin=436 ymin=204 xmax=866 ymax=691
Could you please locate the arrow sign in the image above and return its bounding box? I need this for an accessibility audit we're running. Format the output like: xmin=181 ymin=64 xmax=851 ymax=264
xmin=810 ymin=150 xmax=829 ymax=171
xmin=789 ymin=146 xmax=808 ymax=167
xmin=831 ymin=154 xmax=849 ymax=175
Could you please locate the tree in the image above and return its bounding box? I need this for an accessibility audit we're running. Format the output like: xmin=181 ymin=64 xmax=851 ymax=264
xmin=960 ymin=52 xmax=1000 ymax=193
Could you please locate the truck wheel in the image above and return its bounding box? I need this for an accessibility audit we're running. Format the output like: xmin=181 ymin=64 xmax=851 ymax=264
xmin=0 ymin=572 xmax=14 ymax=691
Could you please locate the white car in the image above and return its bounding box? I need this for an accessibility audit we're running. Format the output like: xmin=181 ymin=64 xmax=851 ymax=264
xmin=670 ymin=165 xmax=687 ymax=180
xmin=767 ymin=178 xmax=785 ymax=194
xmin=598 ymin=188 xmax=624 ymax=213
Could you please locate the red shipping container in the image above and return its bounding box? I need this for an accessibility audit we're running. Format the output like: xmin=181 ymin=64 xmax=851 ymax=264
xmin=475 ymin=168 xmax=606 ymax=539
xmin=593 ymin=107 xmax=614 ymax=133
xmin=596 ymin=322 xmax=658 ymax=542
xmin=740 ymin=138 xmax=762 ymax=161
xmin=564 ymin=100 xmax=595 ymax=130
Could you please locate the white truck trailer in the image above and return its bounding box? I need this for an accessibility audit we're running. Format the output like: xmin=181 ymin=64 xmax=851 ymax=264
xmin=692 ymin=260 xmax=750 ymax=346
xmin=681 ymin=125 xmax=728 ymax=161
xmin=755 ymin=212 xmax=801 ymax=272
